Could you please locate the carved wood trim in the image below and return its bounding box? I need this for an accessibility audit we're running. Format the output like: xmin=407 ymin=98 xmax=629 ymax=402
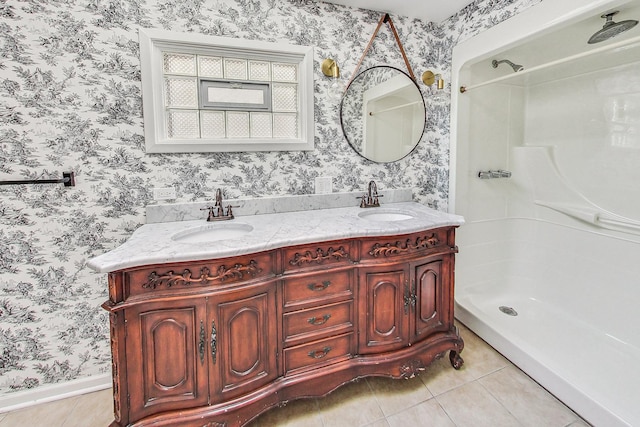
xmin=143 ymin=260 xmax=262 ymax=289
xmin=109 ymin=312 xmax=121 ymax=423
xmin=289 ymin=246 xmax=350 ymax=266
xmin=368 ymin=233 xmax=440 ymax=257
xmin=399 ymin=359 xmax=426 ymax=379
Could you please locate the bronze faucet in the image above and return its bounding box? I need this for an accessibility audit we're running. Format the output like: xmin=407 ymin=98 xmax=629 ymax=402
xmin=215 ymin=188 xmax=223 ymax=206
xmin=357 ymin=180 xmax=383 ymax=208
xmin=201 ymin=189 xmax=235 ymax=221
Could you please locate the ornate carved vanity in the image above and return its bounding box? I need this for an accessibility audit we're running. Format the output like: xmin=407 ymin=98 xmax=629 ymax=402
xmin=102 ymin=222 xmax=464 ymax=426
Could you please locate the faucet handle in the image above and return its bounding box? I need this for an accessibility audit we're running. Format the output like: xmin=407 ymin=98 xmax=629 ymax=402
xmin=200 ymin=206 xmax=218 ymax=221
xmin=225 ymin=205 xmax=240 ymax=218
xmin=357 ymin=193 xmax=367 ymax=208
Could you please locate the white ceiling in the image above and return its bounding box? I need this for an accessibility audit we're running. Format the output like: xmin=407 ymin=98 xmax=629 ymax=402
xmin=323 ymin=0 xmax=475 ymax=23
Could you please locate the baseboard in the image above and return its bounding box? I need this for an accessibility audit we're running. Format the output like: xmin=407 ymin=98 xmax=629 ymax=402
xmin=0 ymin=374 xmax=112 ymax=414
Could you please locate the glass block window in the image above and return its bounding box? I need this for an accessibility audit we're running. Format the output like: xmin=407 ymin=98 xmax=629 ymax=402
xmin=140 ymin=29 xmax=313 ymax=152
xmin=198 ymin=56 xmax=223 ymax=77
xmin=200 ymin=111 xmax=225 ymax=138
xmin=249 ymin=61 xmax=270 ymax=81
xmin=167 ymin=110 xmax=199 ymax=138
xmin=163 ymin=51 xmax=299 ymax=140
xmin=164 ymin=53 xmax=196 ymax=74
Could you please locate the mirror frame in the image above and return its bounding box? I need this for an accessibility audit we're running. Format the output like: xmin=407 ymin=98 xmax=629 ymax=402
xmin=340 ymin=66 xmax=426 ymax=163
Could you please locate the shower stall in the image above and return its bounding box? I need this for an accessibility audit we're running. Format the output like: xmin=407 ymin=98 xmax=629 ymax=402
xmin=450 ymin=0 xmax=640 ymax=426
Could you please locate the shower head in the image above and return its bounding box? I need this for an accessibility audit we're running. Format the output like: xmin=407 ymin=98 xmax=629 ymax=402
xmin=588 ymin=11 xmax=638 ymax=44
xmin=491 ymin=59 xmax=524 ymax=73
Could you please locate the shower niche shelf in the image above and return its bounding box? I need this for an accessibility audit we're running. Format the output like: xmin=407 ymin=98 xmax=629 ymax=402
xmin=460 ymin=33 xmax=640 ymax=92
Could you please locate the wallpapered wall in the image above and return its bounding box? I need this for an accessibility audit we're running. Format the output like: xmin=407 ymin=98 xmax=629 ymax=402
xmin=0 ymin=0 xmax=538 ymax=399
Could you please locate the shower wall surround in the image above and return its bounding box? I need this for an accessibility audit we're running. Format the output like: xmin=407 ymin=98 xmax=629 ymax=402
xmin=0 ymin=0 xmax=538 ymax=402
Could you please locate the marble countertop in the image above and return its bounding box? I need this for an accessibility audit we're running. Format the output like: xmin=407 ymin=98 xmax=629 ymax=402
xmin=87 ymin=202 xmax=464 ymax=273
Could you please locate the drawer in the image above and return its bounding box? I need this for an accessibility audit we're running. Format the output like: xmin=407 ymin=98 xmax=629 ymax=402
xmin=282 ymin=270 xmax=353 ymax=309
xmin=360 ymin=228 xmax=452 ymax=261
xmin=282 ymin=241 xmax=354 ymax=273
xmin=283 ymin=301 xmax=353 ymax=345
xmin=122 ymin=252 xmax=276 ymax=301
xmin=283 ymin=333 xmax=353 ymax=375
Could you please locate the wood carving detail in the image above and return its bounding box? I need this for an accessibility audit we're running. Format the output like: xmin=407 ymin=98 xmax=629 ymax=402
xmin=369 ymin=234 xmax=440 ymax=257
xmin=143 ymin=260 xmax=262 ymax=289
xmin=109 ymin=312 xmax=121 ymax=422
xmin=400 ymin=359 xmax=426 ymax=379
xmin=289 ymin=246 xmax=350 ymax=266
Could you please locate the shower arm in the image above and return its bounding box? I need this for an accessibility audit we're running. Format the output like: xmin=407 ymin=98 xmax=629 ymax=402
xmin=492 ymin=59 xmax=524 ymax=72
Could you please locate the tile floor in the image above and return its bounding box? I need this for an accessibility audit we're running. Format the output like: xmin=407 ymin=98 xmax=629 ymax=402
xmin=0 ymin=322 xmax=589 ymax=427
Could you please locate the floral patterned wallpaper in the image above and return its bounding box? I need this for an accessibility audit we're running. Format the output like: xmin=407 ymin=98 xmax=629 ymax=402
xmin=0 ymin=0 xmax=539 ymax=401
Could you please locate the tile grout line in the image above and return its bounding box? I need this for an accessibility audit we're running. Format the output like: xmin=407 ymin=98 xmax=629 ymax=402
xmin=362 ymin=378 xmax=390 ymax=424
xmin=473 ymin=377 xmax=526 ymax=427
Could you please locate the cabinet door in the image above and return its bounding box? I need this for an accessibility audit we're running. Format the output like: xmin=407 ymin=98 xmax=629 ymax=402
xmin=412 ymin=257 xmax=449 ymax=341
xmin=125 ymin=299 xmax=208 ymax=421
xmin=358 ymin=267 xmax=409 ymax=354
xmin=208 ymin=283 xmax=278 ymax=402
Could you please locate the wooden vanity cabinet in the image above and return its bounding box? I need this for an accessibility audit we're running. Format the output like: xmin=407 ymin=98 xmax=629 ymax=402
xmin=207 ymin=282 xmax=278 ymax=402
xmin=358 ymin=257 xmax=448 ymax=354
xmin=104 ymin=227 xmax=463 ymax=427
xmin=123 ymin=298 xmax=209 ymax=421
xmin=358 ymin=266 xmax=409 ymax=353
xmin=114 ymin=281 xmax=277 ymax=423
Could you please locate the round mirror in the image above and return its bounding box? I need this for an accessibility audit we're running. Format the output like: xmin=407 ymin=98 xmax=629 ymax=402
xmin=340 ymin=66 xmax=426 ymax=163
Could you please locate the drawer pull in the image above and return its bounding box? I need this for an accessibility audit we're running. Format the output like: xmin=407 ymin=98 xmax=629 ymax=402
xmin=308 ymin=346 xmax=332 ymax=359
xmin=307 ymin=314 xmax=331 ymax=326
xmin=307 ymin=280 xmax=331 ymax=291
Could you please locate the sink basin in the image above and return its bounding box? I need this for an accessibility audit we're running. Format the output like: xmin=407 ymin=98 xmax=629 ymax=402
xmin=172 ymin=223 xmax=253 ymax=243
xmin=358 ymin=209 xmax=415 ymax=222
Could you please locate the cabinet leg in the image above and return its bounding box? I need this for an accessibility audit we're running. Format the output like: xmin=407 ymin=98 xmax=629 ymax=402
xmin=449 ymin=350 xmax=464 ymax=370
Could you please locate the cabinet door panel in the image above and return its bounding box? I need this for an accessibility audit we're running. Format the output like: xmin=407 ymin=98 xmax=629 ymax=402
xmin=126 ymin=301 xmax=208 ymax=420
xmin=228 ymin=307 xmax=261 ymax=374
xmin=413 ymin=258 xmax=447 ymax=340
xmin=359 ymin=269 xmax=408 ymax=354
xmin=210 ymin=285 xmax=277 ymax=401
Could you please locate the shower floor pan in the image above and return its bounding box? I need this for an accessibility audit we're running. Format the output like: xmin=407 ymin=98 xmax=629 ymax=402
xmin=456 ymin=278 xmax=640 ymax=427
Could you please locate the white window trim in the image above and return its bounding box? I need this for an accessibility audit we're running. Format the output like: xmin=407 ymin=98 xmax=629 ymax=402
xmin=139 ymin=28 xmax=315 ymax=153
